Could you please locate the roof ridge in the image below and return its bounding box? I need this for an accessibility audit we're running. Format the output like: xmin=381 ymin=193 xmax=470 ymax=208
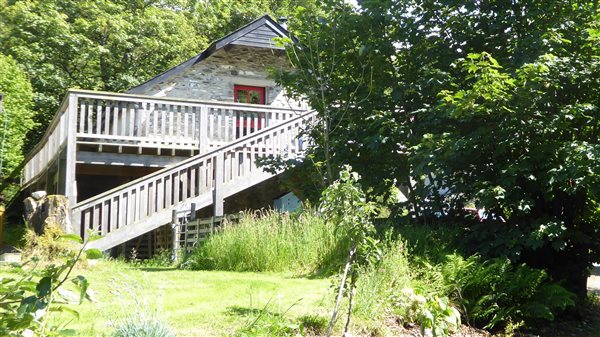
xmin=126 ymin=14 xmax=289 ymax=95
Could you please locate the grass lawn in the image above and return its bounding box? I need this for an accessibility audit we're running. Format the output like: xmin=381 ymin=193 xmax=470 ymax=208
xmin=2 ymin=260 xmax=332 ymax=337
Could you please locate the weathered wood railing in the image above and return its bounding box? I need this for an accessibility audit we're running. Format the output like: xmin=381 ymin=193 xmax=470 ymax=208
xmin=73 ymin=110 xmax=317 ymax=244
xmin=22 ymin=89 xmax=306 ymax=189
xmin=22 ymin=96 xmax=71 ymax=185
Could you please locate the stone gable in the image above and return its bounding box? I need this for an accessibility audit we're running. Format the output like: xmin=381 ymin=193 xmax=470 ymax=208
xmin=137 ymin=45 xmax=301 ymax=108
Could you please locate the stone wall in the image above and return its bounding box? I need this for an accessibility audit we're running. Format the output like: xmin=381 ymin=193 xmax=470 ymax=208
xmin=138 ymin=46 xmax=305 ymax=109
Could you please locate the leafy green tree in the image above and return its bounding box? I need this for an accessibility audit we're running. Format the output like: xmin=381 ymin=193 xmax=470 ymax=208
xmin=274 ymin=0 xmax=404 ymax=196
xmin=414 ymin=49 xmax=599 ymax=299
xmin=0 ymin=54 xmax=36 ymax=203
xmin=0 ymin=0 xmax=202 ymax=149
xmin=189 ymin=0 xmax=318 ymax=43
xmin=277 ymin=0 xmax=599 ymax=299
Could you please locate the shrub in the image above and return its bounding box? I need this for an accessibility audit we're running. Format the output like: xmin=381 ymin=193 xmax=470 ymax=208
xmin=184 ymin=209 xmax=347 ymax=273
xmin=112 ymin=315 xmax=174 ymax=337
xmin=22 ymin=224 xmax=83 ymax=264
xmin=0 ymin=235 xmax=93 ymax=336
xmin=391 ymin=288 xmax=461 ymax=337
xmin=422 ymin=254 xmax=576 ymax=330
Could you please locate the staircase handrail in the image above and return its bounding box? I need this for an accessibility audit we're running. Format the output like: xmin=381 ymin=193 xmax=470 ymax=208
xmin=72 ymin=109 xmax=316 ymax=212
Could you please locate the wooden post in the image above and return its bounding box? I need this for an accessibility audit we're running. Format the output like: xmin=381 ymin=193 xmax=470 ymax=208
xmin=65 ymin=93 xmax=79 ymax=235
xmin=213 ymin=152 xmax=224 ymax=217
xmin=172 ymin=209 xmax=179 ymax=261
xmin=190 ymin=203 xmax=196 ymax=221
xmin=199 ymin=105 xmax=208 ymax=154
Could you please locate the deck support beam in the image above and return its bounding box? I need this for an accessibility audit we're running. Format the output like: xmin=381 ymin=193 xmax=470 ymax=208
xmin=65 ymin=93 xmax=79 ymax=235
xmin=213 ymin=152 xmax=224 ymax=216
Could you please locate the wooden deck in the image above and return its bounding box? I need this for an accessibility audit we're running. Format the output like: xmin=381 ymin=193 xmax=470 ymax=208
xmin=82 ymin=111 xmax=316 ymax=251
xmin=21 ymin=89 xmax=315 ymax=252
xmin=22 ymin=90 xmax=307 ymax=202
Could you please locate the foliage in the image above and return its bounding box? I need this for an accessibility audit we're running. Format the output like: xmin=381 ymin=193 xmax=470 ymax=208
xmin=137 ymin=248 xmax=174 ymax=268
xmin=413 ymin=47 xmax=600 ymax=298
xmin=112 ymin=315 xmax=174 ymax=337
xmin=190 ymin=0 xmax=319 ymax=44
xmin=417 ymin=254 xmax=576 ymax=330
xmin=183 ymin=208 xmax=345 ymax=273
xmin=278 ymin=0 xmax=600 ymax=300
xmin=273 ymin=0 xmax=404 ymax=194
xmin=352 ymin=236 xmax=411 ymax=321
xmin=0 ymin=0 xmax=202 ymax=150
xmin=22 ymin=225 xmax=83 ymax=264
xmin=319 ymin=166 xmax=380 ymax=335
xmin=391 ymin=221 xmax=463 ymax=263
xmin=0 ymin=235 xmax=94 ymax=337
xmin=0 ymin=54 xmax=36 ymax=203
xmin=391 ymin=288 xmax=461 ymax=337
xmin=297 ymin=314 xmax=328 ymax=336
xmin=1 ymin=222 xmax=27 ymax=248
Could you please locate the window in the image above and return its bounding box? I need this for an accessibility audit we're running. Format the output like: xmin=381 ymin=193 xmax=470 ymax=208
xmin=234 ymin=85 xmax=265 ymax=136
xmin=234 ymin=85 xmax=265 ymax=105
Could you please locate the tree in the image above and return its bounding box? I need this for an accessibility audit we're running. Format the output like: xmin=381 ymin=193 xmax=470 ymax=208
xmin=0 ymin=54 xmax=36 ymax=203
xmin=274 ymin=0 xmax=405 ymax=197
xmin=0 ymin=0 xmax=203 ymax=150
xmin=414 ymin=50 xmax=599 ymax=299
xmin=320 ymin=166 xmax=379 ymax=336
xmin=277 ymin=0 xmax=600 ymax=299
xmin=189 ymin=0 xmax=319 ymax=43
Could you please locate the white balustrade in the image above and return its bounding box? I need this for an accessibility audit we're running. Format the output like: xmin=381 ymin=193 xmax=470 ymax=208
xmin=22 ymin=90 xmax=306 ymax=188
xmin=71 ymin=110 xmax=316 ymax=239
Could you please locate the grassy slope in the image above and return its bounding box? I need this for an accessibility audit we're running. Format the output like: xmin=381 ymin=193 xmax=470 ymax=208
xmin=15 ymin=260 xmax=331 ymax=337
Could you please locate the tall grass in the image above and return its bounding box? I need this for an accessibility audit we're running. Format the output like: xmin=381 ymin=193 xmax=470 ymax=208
xmin=183 ymin=209 xmax=348 ymax=274
xmin=353 ymin=238 xmax=412 ymax=320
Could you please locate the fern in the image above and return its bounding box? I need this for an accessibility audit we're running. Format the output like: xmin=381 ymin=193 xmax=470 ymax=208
xmin=423 ymin=254 xmax=576 ymax=330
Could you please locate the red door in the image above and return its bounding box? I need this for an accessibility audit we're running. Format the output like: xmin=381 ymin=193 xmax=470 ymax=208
xmin=234 ymin=85 xmax=265 ymax=134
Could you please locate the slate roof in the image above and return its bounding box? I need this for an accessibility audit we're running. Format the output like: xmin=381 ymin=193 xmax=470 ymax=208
xmin=127 ymin=15 xmax=290 ymax=94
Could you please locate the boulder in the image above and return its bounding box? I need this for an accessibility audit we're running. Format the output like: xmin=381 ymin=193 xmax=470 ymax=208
xmin=31 ymin=191 xmax=47 ymax=201
xmin=24 ymin=194 xmax=71 ymax=234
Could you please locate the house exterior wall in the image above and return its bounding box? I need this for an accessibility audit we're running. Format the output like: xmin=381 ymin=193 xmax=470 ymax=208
xmin=136 ymin=46 xmax=304 ymax=109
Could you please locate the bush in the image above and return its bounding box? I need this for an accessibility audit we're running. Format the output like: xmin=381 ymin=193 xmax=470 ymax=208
xmin=183 ymin=209 xmax=347 ymax=273
xmin=112 ymin=316 xmax=174 ymax=337
xmin=0 ymin=235 xmax=93 ymax=336
xmin=419 ymin=254 xmax=576 ymax=330
xmin=22 ymin=224 xmax=85 ymax=265
xmin=391 ymin=288 xmax=461 ymax=337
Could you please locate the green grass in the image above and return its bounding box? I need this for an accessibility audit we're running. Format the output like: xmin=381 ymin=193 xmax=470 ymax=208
xmin=185 ymin=209 xmax=347 ymax=274
xmin=0 ymin=260 xmax=332 ymax=337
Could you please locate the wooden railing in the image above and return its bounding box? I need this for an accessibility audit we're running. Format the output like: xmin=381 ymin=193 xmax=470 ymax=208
xmin=22 ymin=89 xmax=306 ymax=188
xmin=22 ymin=96 xmax=71 ymax=185
xmin=72 ymin=110 xmax=317 ymax=240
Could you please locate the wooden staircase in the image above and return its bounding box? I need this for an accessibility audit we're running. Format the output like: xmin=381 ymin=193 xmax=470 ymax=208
xmin=73 ymin=110 xmax=316 ymax=252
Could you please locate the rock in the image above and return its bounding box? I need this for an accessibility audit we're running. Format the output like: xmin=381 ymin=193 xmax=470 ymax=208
xmin=23 ymin=197 xmax=38 ymax=224
xmin=43 ymin=195 xmax=72 ymax=234
xmin=31 ymin=191 xmax=47 ymax=200
xmin=24 ymin=194 xmax=71 ymax=234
